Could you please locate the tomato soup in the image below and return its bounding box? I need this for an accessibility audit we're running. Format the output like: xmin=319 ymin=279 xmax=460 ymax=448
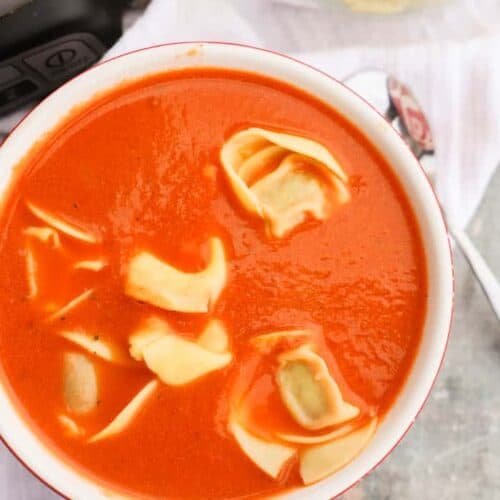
xmin=0 ymin=69 xmax=426 ymax=499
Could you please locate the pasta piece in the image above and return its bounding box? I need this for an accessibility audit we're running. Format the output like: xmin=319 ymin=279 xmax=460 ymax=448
xmin=197 ymin=319 xmax=229 ymax=353
xmin=221 ymin=127 xmax=347 ymax=185
xmin=230 ymin=418 xmax=296 ymax=479
xmin=74 ymin=259 xmax=107 ymax=271
xmin=129 ymin=317 xmax=168 ymax=362
xmin=47 ymin=289 xmax=94 ymax=321
xmin=60 ymin=330 xmax=129 ymax=365
xmin=24 ymin=227 xmax=63 ymax=299
xmin=277 ymin=345 xmax=359 ymax=430
xmin=220 ymin=128 xmax=350 ymax=237
xmin=299 ymin=418 xmax=378 ymax=485
xmin=89 ymin=380 xmax=158 ymax=443
xmin=250 ymin=330 xmax=311 ymax=353
xmin=63 ymin=352 xmax=98 ymax=415
xmin=130 ymin=317 xmax=230 ymax=358
xmin=237 ymin=145 xmax=285 ymax=183
xmin=253 ymin=156 xmax=350 ymax=238
xmin=25 ymin=246 xmax=37 ymax=298
xmin=130 ymin=317 xmax=232 ymax=385
xmin=276 ymin=421 xmax=358 ymax=445
xmin=140 ymin=334 xmax=232 ymax=386
xmin=125 ymin=237 xmax=227 ymax=313
xmin=24 ymin=226 xmax=61 ymax=248
xmin=58 ymin=414 xmax=84 ymax=437
xmin=26 ymin=201 xmax=100 ymax=244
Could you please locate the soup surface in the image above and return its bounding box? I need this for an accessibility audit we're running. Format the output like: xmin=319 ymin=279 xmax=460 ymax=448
xmin=0 ymin=69 xmax=426 ymax=499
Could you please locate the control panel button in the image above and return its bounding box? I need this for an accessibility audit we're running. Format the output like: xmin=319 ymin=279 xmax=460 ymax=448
xmin=24 ymin=40 xmax=99 ymax=82
xmin=0 ymin=65 xmax=21 ymax=87
xmin=0 ymin=79 xmax=37 ymax=107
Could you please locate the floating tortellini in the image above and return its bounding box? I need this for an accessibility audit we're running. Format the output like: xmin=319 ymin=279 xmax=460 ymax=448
xmin=299 ymin=418 xmax=378 ymax=484
xmin=129 ymin=317 xmax=232 ymax=386
xmin=23 ymin=225 xmax=62 ymax=299
xmin=26 ymin=201 xmax=100 ymax=244
xmin=90 ymin=380 xmax=158 ymax=443
xmin=24 ymin=246 xmax=38 ymax=299
xmin=276 ymin=420 xmax=357 ymax=445
xmin=58 ymin=414 xmax=85 ymax=437
xmin=24 ymin=226 xmax=61 ymax=248
xmin=196 ymin=319 xmax=230 ymax=353
xmin=228 ymin=330 xmax=376 ymax=485
xmin=250 ymin=329 xmax=314 ymax=355
xmin=23 ymin=203 xmax=104 ymax=306
xmin=229 ymin=417 xmax=296 ymax=479
xmin=73 ymin=259 xmax=107 ymax=271
xmin=276 ymin=345 xmax=359 ymax=430
xmin=60 ymin=330 xmax=129 ymax=365
xmin=220 ymin=128 xmax=350 ymax=237
xmin=63 ymin=352 xmax=98 ymax=415
xmin=47 ymin=288 xmax=94 ymax=322
xmin=125 ymin=237 xmax=227 ymax=313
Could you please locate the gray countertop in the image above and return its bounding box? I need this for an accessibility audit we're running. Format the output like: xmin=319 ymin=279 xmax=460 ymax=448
xmin=1 ymin=171 xmax=499 ymax=499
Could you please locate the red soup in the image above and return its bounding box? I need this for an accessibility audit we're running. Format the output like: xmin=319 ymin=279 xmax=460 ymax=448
xmin=0 ymin=69 xmax=426 ymax=499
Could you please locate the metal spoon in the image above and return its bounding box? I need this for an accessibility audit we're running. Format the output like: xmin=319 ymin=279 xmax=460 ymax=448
xmin=344 ymin=70 xmax=500 ymax=322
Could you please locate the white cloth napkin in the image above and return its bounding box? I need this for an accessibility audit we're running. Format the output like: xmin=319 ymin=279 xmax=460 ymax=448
xmin=5 ymin=0 xmax=500 ymax=230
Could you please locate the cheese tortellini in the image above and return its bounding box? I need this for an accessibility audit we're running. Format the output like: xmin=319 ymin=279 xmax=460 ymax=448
xmin=90 ymin=380 xmax=159 ymax=443
xmin=63 ymin=352 xmax=98 ymax=415
xmin=26 ymin=201 xmax=100 ymax=244
xmin=129 ymin=317 xmax=232 ymax=386
xmin=229 ymin=330 xmax=376 ymax=484
xmin=125 ymin=237 xmax=227 ymax=313
xmin=229 ymin=419 xmax=296 ymax=479
xmin=277 ymin=345 xmax=360 ymax=430
xmin=299 ymin=418 xmax=378 ymax=485
xmin=220 ymin=128 xmax=350 ymax=237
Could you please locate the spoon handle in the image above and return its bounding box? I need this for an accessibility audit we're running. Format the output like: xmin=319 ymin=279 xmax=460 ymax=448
xmin=450 ymin=224 xmax=500 ymax=321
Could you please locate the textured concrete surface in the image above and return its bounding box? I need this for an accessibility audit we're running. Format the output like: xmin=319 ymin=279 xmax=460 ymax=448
xmin=1 ymin=169 xmax=499 ymax=499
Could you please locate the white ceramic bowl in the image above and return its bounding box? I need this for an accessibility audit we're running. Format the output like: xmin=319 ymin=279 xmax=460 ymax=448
xmin=0 ymin=42 xmax=453 ymax=499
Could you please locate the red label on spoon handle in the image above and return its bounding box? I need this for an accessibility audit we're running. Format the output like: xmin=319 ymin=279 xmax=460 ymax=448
xmin=388 ymin=76 xmax=434 ymax=154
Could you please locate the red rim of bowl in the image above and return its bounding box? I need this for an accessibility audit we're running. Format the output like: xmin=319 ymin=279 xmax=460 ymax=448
xmin=0 ymin=41 xmax=455 ymax=500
